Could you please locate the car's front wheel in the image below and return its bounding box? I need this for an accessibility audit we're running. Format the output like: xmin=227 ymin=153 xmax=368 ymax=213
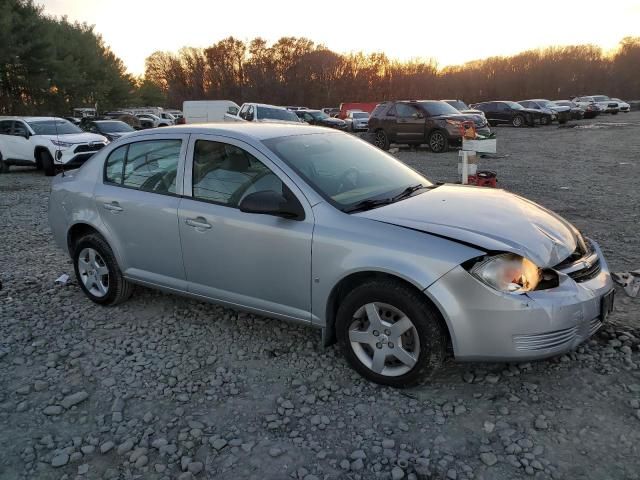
xmin=540 ymin=115 xmax=551 ymax=126
xmin=73 ymin=233 xmax=133 ymax=306
xmin=512 ymin=115 xmax=525 ymax=127
xmin=336 ymin=279 xmax=448 ymax=387
xmin=40 ymin=150 xmax=55 ymax=176
xmin=428 ymin=130 xmax=449 ymax=153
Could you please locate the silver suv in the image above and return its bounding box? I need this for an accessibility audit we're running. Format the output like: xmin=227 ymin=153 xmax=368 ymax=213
xmin=48 ymin=124 xmax=614 ymax=386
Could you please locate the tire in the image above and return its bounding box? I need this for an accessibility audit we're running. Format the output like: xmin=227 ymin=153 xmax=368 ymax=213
xmin=488 ymin=120 xmax=498 ymax=127
xmin=511 ymin=115 xmax=525 ymax=128
xmin=336 ymin=279 xmax=448 ymax=387
xmin=40 ymin=150 xmax=55 ymax=177
xmin=374 ymin=130 xmax=390 ymax=151
xmin=72 ymin=233 xmax=133 ymax=306
xmin=428 ymin=130 xmax=449 ymax=153
xmin=612 ymin=111 xmax=618 ymax=115
xmin=539 ymin=115 xmax=551 ymax=126
xmin=0 ymin=153 xmax=9 ymax=174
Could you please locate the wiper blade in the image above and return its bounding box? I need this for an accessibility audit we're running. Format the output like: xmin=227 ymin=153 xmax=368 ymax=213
xmin=343 ymin=198 xmax=393 ymax=213
xmin=391 ymin=183 xmax=430 ymax=202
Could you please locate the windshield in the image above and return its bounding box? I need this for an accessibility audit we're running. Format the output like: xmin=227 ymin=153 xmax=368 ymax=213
xmin=446 ymin=100 xmax=468 ymax=111
xmin=593 ymin=95 xmax=609 ymax=102
xmin=505 ymin=101 xmax=525 ymax=110
xmin=419 ymin=101 xmax=460 ymax=116
xmin=96 ymin=121 xmax=134 ymax=133
xmin=538 ymin=100 xmax=555 ymax=108
xmin=310 ymin=111 xmax=329 ymax=120
xmin=263 ymin=133 xmax=431 ymax=211
xmin=352 ymin=112 xmax=369 ymax=119
xmin=27 ymin=119 xmax=82 ymax=135
xmin=257 ymin=107 xmax=300 ymax=122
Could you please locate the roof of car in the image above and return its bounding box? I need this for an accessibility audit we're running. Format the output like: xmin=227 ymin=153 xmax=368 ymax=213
xmin=123 ymin=122 xmax=334 ymax=141
xmin=0 ymin=116 xmax=62 ymax=122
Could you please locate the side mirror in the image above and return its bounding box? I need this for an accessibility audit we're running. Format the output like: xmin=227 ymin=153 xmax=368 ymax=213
xmin=239 ymin=190 xmax=304 ymax=220
xmin=23 ymin=131 xmax=30 ymax=139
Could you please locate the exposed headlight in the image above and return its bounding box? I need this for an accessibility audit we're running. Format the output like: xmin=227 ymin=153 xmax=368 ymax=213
xmin=51 ymin=140 xmax=73 ymax=148
xmin=468 ymin=253 xmax=541 ymax=294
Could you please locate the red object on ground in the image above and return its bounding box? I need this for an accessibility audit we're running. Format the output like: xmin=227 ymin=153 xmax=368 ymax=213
xmin=475 ymin=170 xmax=498 ymax=187
xmin=338 ymin=102 xmax=381 ymax=119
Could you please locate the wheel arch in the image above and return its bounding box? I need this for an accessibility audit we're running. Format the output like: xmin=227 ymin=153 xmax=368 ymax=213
xmin=322 ymin=270 xmax=452 ymax=351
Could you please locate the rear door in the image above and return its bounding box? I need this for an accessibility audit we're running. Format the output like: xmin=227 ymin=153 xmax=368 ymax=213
xmin=94 ymin=133 xmax=189 ymax=290
xmin=480 ymin=102 xmax=499 ymax=123
xmin=395 ymin=103 xmax=426 ymax=142
xmin=177 ymin=135 xmax=314 ymax=321
xmin=0 ymin=120 xmax=15 ymax=159
xmin=9 ymin=121 xmax=34 ymax=161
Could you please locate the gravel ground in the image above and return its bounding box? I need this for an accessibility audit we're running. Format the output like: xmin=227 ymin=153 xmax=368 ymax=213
xmin=1 ymin=113 xmax=639 ymax=480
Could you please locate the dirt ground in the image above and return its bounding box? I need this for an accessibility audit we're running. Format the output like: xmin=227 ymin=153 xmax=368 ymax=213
xmin=0 ymin=112 xmax=639 ymax=480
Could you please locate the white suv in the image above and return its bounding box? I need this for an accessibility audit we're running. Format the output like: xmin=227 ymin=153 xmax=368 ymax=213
xmin=0 ymin=117 xmax=108 ymax=176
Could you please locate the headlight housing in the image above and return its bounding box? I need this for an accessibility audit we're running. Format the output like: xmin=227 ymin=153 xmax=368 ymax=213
xmin=51 ymin=140 xmax=73 ymax=148
xmin=468 ymin=253 xmax=541 ymax=294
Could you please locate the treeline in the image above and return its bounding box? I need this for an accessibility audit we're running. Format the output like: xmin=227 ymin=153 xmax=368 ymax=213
xmin=146 ymin=36 xmax=640 ymax=108
xmin=0 ymin=0 xmax=163 ymax=115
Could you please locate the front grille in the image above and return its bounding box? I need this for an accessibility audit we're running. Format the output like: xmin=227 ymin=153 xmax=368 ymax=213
xmin=513 ymin=326 xmax=577 ymax=351
xmin=74 ymin=143 xmax=106 ymax=153
xmin=567 ymin=258 xmax=601 ymax=283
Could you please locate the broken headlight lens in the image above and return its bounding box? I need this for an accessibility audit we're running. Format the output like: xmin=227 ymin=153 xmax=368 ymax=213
xmin=469 ymin=253 xmax=540 ymax=294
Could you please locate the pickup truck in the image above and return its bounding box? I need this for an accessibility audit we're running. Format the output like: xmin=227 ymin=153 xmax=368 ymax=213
xmin=0 ymin=116 xmax=108 ymax=176
xmin=224 ymin=103 xmax=302 ymax=124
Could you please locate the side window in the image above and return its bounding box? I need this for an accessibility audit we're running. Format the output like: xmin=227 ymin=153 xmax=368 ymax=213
xmin=386 ymin=105 xmax=397 ymax=117
xmin=105 ymin=144 xmax=127 ymax=184
xmin=247 ymin=105 xmax=255 ymax=121
xmin=120 ymin=140 xmax=181 ymax=193
xmin=396 ymin=103 xmax=420 ymax=118
xmin=192 ymin=140 xmax=284 ymax=207
xmin=12 ymin=122 xmax=28 ymax=137
xmin=0 ymin=120 xmax=12 ymax=135
xmin=499 ymin=103 xmax=510 ymax=111
xmin=238 ymin=104 xmax=249 ymax=119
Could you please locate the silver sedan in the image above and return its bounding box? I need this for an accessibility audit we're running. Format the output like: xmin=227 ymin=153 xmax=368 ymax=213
xmin=48 ymin=123 xmax=614 ymax=387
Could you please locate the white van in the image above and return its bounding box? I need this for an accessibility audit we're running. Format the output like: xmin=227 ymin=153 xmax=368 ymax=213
xmin=183 ymin=100 xmax=241 ymax=124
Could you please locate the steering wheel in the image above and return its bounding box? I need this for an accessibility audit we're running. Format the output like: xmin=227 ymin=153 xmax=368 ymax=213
xmin=336 ymin=167 xmax=360 ymax=194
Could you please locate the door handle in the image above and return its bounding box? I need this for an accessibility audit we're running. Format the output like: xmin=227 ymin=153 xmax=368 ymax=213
xmin=103 ymin=202 xmax=123 ymax=213
xmin=185 ymin=217 xmax=212 ymax=230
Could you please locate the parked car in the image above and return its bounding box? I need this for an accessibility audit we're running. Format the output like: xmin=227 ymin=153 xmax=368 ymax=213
xmin=337 ymin=102 xmax=380 ymax=120
xmin=554 ymin=101 xmax=585 ymax=120
xmin=136 ymin=113 xmax=174 ymax=127
xmin=64 ymin=117 xmax=82 ymax=126
xmin=368 ymin=100 xmax=491 ymax=152
xmin=471 ymin=101 xmax=550 ymax=127
xmin=285 ymin=106 xmax=309 ymax=111
xmin=83 ymin=120 xmax=135 ymax=141
xmin=344 ymin=110 xmax=370 ymax=132
xmin=183 ymin=100 xmax=240 ymax=124
xmin=573 ymin=96 xmax=619 ymax=114
xmin=0 ymin=116 xmax=107 ymax=175
xmin=518 ymin=99 xmax=571 ymax=124
xmin=611 ymin=98 xmax=630 ymax=112
xmin=48 ymin=123 xmax=614 ymax=387
xmin=441 ymin=100 xmax=486 ymax=117
xmin=295 ymin=109 xmax=347 ymax=129
xmin=322 ymin=107 xmax=340 ymax=117
xmin=226 ymin=103 xmax=302 ymax=124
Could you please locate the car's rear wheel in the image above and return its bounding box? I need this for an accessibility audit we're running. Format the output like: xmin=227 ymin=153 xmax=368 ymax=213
xmin=0 ymin=153 xmax=9 ymax=174
xmin=374 ymin=130 xmax=390 ymax=150
xmin=40 ymin=150 xmax=55 ymax=176
xmin=336 ymin=279 xmax=448 ymax=387
xmin=73 ymin=233 xmax=133 ymax=306
xmin=428 ymin=130 xmax=448 ymax=153
xmin=512 ymin=115 xmax=525 ymax=127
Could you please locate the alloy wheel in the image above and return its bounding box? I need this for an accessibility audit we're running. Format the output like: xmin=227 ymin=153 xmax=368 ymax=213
xmin=512 ymin=116 xmax=523 ymax=127
xmin=348 ymin=302 xmax=420 ymax=377
xmin=429 ymin=132 xmax=445 ymax=152
xmin=77 ymin=247 xmax=110 ymax=297
xmin=374 ymin=131 xmax=387 ymax=147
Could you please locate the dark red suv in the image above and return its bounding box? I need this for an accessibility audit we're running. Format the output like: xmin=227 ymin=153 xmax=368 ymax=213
xmin=368 ymin=100 xmax=491 ymax=153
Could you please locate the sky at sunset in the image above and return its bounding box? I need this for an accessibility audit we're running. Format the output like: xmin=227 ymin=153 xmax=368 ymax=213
xmin=39 ymin=0 xmax=640 ymax=76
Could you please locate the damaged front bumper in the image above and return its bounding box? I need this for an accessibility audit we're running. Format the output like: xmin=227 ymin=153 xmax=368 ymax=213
xmin=425 ymin=240 xmax=613 ymax=361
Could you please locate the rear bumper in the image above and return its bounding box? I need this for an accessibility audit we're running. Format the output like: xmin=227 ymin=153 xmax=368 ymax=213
xmin=425 ymin=240 xmax=613 ymax=362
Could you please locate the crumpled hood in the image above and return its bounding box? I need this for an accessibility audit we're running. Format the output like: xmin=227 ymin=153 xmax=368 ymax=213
xmin=357 ymin=185 xmax=578 ymax=267
xmin=41 ymin=132 xmax=107 ymax=144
